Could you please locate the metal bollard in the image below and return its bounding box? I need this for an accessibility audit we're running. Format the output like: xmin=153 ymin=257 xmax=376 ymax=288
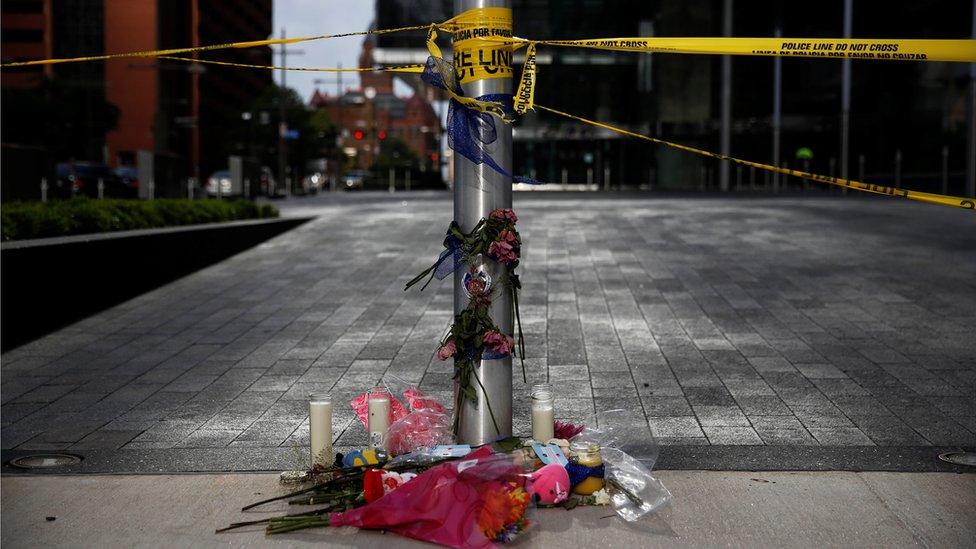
xmin=586 ymin=168 xmax=593 ymax=186
xmin=453 ymin=0 xmax=513 ymax=445
xmin=388 ymin=167 xmax=395 ymax=193
xmin=603 ymin=166 xmax=610 ymax=191
xmin=97 ymin=177 xmax=105 ymax=199
xmin=41 ymin=178 xmax=48 ymax=203
xmin=561 ymin=168 xmax=568 ymax=189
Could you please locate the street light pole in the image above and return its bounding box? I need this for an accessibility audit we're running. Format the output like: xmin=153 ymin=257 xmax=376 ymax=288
xmin=453 ymin=0 xmax=513 ymax=444
xmin=719 ymin=0 xmax=733 ymax=192
xmin=841 ymin=0 xmax=853 ymax=191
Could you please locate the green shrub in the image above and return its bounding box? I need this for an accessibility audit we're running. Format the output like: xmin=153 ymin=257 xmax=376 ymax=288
xmin=1 ymin=198 xmax=279 ymax=241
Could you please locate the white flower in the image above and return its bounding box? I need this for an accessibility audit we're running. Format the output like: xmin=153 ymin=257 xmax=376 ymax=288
xmin=593 ymin=488 xmax=611 ymax=506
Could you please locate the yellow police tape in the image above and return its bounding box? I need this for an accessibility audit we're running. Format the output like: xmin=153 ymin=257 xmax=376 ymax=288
xmin=0 ymin=24 xmax=432 ymax=68
xmin=158 ymin=56 xmax=425 ymax=74
xmin=447 ymin=7 xmax=516 ymax=83
xmin=534 ymin=104 xmax=976 ymax=210
xmin=514 ymin=43 xmax=537 ymax=115
xmin=425 ymin=24 xmax=513 ymax=120
xmin=524 ymin=37 xmax=976 ymax=63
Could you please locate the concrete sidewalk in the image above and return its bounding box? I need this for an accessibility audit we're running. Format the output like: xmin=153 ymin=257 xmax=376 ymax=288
xmin=2 ymin=471 xmax=974 ymax=548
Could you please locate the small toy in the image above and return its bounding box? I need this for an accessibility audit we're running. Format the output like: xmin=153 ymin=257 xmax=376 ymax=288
xmin=526 ymin=462 xmax=570 ymax=504
xmin=342 ymin=447 xmax=385 ymax=469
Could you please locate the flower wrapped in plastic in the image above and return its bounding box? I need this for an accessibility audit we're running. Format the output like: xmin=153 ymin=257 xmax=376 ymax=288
xmin=329 ymin=446 xmax=535 ymax=548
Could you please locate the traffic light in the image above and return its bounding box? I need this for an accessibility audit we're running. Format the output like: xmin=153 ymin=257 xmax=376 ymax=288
xmin=378 ymin=130 xmax=387 ymax=141
xmin=353 ymin=130 xmax=365 ymax=141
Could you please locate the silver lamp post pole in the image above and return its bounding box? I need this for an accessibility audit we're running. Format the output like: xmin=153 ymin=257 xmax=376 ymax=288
xmin=453 ymin=0 xmax=513 ymax=444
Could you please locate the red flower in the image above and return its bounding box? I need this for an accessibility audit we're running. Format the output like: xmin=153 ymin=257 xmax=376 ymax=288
xmin=489 ymin=208 xmax=518 ymax=224
xmin=498 ymin=229 xmax=520 ymax=247
xmin=488 ymin=241 xmax=518 ymax=264
xmin=483 ymin=331 xmax=514 ymax=355
xmin=436 ymin=339 xmax=456 ymax=361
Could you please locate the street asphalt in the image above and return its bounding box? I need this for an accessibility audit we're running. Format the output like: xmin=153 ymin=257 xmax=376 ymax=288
xmin=2 ymin=191 xmax=975 ymax=473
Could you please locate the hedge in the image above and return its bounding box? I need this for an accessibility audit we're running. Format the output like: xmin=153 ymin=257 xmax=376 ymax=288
xmin=1 ymin=198 xmax=279 ymax=241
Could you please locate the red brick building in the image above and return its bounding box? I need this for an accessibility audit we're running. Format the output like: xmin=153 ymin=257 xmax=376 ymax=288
xmin=1 ymin=0 xmax=273 ymax=181
xmin=309 ymin=37 xmax=441 ymax=171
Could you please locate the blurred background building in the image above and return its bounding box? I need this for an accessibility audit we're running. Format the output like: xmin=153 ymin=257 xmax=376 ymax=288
xmin=373 ymin=0 xmax=975 ymax=195
xmin=1 ymin=0 xmax=273 ymax=199
xmin=2 ymin=0 xmax=974 ymax=198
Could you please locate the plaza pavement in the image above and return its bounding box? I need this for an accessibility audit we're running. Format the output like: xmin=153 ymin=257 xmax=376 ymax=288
xmin=2 ymin=192 xmax=975 ymax=472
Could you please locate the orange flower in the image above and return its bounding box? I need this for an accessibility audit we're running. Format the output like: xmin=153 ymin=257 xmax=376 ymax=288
xmin=477 ymin=482 xmax=530 ymax=541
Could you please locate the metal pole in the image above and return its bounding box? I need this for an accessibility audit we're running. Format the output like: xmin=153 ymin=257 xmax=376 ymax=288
xmin=894 ymin=149 xmax=902 ymax=189
xmin=942 ymin=145 xmax=950 ymax=195
xmin=720 ymin=0 xmax=733 ymax=192
xmin=841 ymin=0 xmax=852 ymax=194
xmin=97 ymin=177 xmax=104 ymax=200
xmin=453 ymin=0 xmax=513 ymax=444
xmin=40 ymin=177 xmax=48 ymax=203
xmin=603 ymin=166 xmax=610 ymax=191
xmin=772 ymin=27 xmax=782 ymax=193
xmin=389 ymin=167 xmax=395 ymax=193
xmin=277 ymin=28 xmax=287 ymax=197
xmin=967 ymin=0 xmax=976 ymax=197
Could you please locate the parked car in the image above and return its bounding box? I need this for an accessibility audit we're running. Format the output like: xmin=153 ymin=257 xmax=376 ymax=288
xmin=55 ymin=162 xmax=129 ymax=198
xmin=113 ymin=166 xmax=139 ymax=195
xmin=300 ymin=172 xmax=325 ymax=194
xmin=205 ymin=170 xmax=241 ymax=197
xmin=342 ymin=169 xmax=368 ymax=191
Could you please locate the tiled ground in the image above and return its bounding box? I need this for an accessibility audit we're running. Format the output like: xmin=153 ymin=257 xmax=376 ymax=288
xmin=2 ymin=193 xmax=975 ymax=470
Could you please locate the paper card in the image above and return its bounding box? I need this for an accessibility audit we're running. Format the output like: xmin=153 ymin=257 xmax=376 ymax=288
xmin=532 ymin=442 xmax=568 ymax=466
xmin=432 ymin=444 xmax=472 ymax=457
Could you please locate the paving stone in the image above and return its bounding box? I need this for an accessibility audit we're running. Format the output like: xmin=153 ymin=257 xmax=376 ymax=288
xmin=2 ymin=195 xmax=974 ymax=461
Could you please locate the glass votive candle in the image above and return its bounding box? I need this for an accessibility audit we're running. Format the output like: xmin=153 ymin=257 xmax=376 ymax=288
xmin=308 ymin=392 xmax=333 ymax=467
xmin=531 ymin=382 xmax=555 ymax=442
xmin=367 ymin=386 xmax=392 ymax=450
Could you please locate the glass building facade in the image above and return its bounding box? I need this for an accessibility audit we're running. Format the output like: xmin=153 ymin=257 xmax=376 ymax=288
xmin=375 ymin=0 xmax=972 ymax=193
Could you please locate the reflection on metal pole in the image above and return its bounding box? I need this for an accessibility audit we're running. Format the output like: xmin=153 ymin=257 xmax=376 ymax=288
xmin=841 ymin=0 xmax=852 ymax=195
xmin=453 ymin=0 xmax=513 ymax=445
xmin=719 ymin=0 xmax=733 ymax=192
xmin=772 ymin=27 xmax=782 ymax=193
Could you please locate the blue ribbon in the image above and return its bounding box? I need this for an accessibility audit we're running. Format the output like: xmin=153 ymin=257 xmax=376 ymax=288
xmin=432 ymin=235 xmax=463 ymax=280
xmin=565 ymin=462 xmax=605 ymax=488
xmin=422 ymin=56 xmax=542 ymax=184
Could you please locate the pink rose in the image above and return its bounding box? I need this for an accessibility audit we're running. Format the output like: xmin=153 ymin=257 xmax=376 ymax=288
xmin=489 ymin=208 xmax=518 ymax=224
xmin=436 ymin=339 xmax=456 ymax=361
xmin=483 ymin=331 xmax=514 ymax=355
xmin=498 ymin=229 xmax=520 ymax=247
xmin=488 ymin=241 xmax=518 ymax=264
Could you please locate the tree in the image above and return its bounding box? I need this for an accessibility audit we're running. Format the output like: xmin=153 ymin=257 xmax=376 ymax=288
xmin=223 ymin=84 xmax=337 ymax=175
xmin=373 ymin=136 xmax=420 ymax=175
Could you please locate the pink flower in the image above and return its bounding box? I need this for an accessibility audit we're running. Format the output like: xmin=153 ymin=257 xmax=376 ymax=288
xmin=488 ymin=241 xmax=518 ymax=264
xmin=483 ymin=331 xmax=514 ymax=355
xmin=498 ymin=229 xmax=520 ymax=247
xmin=489 ymin=208 xmax=518 ymax=225
xmin=436 ymin=339 xmax=456 ymax=361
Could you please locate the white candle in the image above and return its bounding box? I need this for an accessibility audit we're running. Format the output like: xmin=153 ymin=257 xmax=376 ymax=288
xmin=309 ymin=393 xmax=333 ymax=467
xmin=531 ymin=383 xmax=555 ymax=442
xmin=367 ymin=387 xmax=391 ymax=450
